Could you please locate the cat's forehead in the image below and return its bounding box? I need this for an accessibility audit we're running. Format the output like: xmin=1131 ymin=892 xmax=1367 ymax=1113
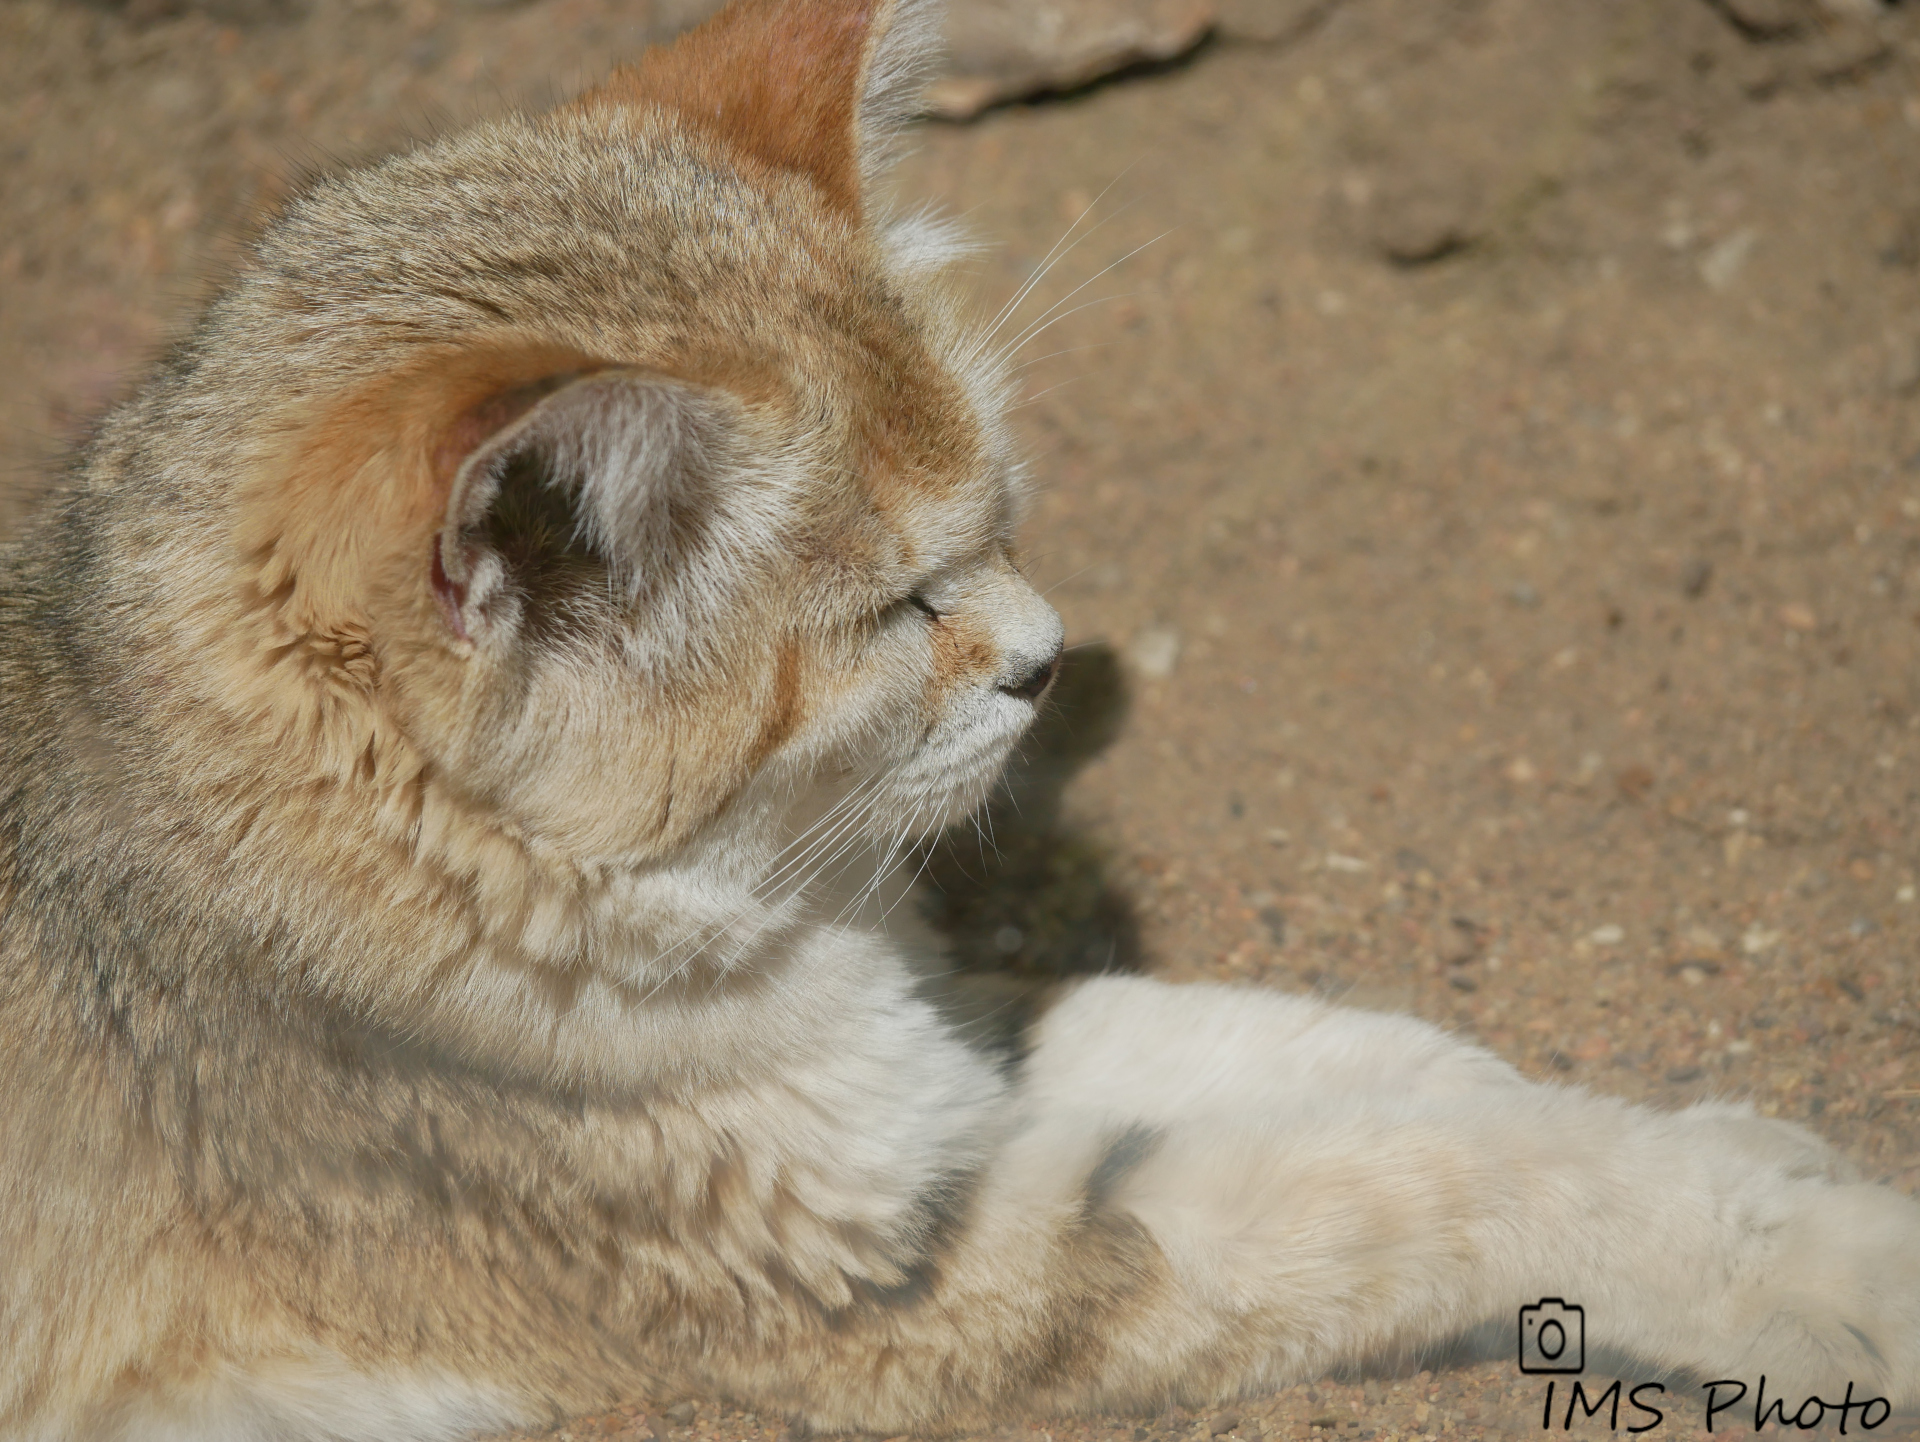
xmin=237 ymin=88 xmax=1017 ymax=622
xmin=280 ymin=111 xmax=998 ymax=456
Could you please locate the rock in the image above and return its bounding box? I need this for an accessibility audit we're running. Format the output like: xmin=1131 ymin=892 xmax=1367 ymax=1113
xmin=663 ymin=1402 xmax=697 ymax=1426
xmin=1615 ymin=764 xmax=1655 ymax=801
xmin=1699 ymin=227 xmax=1758 ymax=292
xmin=1882 ymin=210 xmax=1920 ymax=269
xmin=1258 ymin=905 xmax=1288 ymax=945
xmin=1208 ymin=1413 xmax=1241 ymax=1436
xmin=1723 ymin=5 xmax=1892 ymax=96
xmin=638 ymin=0 xmax=1216 ymax=117
xmin=1680 ymin=557 xmax=1713 ymax=597
xmin=1885 ymin=335 xmax=1920 ymax=396
xmin=1128 ymin=623 xmax=1182 ymax=679
xmin=1706 ymin=0 xmax=1816 ymax=39
xmin=927 ymin=0 xmax=1217 ymax=120
xmin=1362 ymin=169 xmax=1482 ymax=266
xmin=1803 ymin=25 xmax=1892 ymax=85
xmin=1215 ymin=0 xmax=1342 ymax=44
xmin=1439 ymin=916 xmax=1482 ymax=965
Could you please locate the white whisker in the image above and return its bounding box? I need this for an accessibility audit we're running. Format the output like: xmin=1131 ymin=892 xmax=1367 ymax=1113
xmin=964 ymin=173 xmax=1141 ymax=368
xmin=987 ymin=228 xmax=1171 ymax=369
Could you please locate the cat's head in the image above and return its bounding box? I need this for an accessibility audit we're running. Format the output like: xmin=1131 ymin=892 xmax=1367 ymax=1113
xmin=172 ymin=0 xmax=1061 ymax=907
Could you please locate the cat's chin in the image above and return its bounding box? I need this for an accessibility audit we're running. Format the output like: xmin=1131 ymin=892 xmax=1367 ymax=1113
xmin=859 ymin=700 xmax=1035 ymax=845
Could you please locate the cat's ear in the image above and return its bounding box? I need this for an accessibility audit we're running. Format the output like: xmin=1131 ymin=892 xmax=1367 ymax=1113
xmin=432 ymin=369 xmax=739 ymax=647
xmin=578 ymin=0 xmax=941 ymax=217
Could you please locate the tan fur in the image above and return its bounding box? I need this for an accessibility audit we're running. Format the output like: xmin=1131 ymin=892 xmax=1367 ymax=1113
xmin=2 ymin=2 xmax=1917 ymax=1438
xmin=578 ymin=0 xmax=880 ymax=219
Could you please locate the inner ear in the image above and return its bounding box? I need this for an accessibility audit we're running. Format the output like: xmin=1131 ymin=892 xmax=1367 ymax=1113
xmin=475 ymin=444 xmax=610 ymax=643
xmin=432 ymin=369 xmax=737 ymax=649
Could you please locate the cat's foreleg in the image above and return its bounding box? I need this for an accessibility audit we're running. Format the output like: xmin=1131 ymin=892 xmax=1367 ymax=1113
xmin=1009 ymin=976 xmax=1920 ymax=1412
xmin=706 ymin=975 xmax=1918 ymax=1430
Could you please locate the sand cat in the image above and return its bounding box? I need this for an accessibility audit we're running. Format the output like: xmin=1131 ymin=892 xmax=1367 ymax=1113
xmin=0 ymin=1 xmax=1915 ymax=1437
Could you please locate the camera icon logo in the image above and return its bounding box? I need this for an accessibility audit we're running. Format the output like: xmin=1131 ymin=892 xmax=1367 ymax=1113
xmin=1517 ymin=1298 xmax=1585 ymax=1374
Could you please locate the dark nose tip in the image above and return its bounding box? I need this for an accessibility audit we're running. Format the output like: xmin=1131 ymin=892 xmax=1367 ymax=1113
xmin=999 ymin=643 xmax=1063 ymax=703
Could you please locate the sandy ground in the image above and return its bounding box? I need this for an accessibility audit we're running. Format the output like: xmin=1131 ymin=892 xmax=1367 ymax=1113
xmin=4 ymin=0 xmax=1920 ymax=1437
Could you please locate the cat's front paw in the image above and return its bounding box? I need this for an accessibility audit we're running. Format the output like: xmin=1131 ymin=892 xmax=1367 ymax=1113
xmin=1728 ymin=1181 xmax=1920 ymax=1412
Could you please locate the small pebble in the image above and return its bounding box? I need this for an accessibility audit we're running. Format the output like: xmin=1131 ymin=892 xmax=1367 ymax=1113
xmin=1886 ymin=335 xmax=1920 ymax=395
xmin=1258 ymin=905 xmax=1287 ymax=945
xmin=1365 ymin=174 xmax=1481 ymax=266
xmin=1700 ymin=227 xmax=1759 ymax=291
xmin=1130 ymin=624 xmax=1182 ymax=680
xmin=1710 ymin=0 xmax=1807 ymax=36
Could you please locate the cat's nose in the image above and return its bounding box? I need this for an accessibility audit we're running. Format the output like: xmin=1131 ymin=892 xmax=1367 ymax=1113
xmin=999 ymin=641 xmax=1063 ymax=703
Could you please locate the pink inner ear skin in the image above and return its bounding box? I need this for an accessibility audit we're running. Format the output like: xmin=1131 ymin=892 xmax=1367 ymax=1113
xmin=431 ymin=541 xmax=471 ymax=643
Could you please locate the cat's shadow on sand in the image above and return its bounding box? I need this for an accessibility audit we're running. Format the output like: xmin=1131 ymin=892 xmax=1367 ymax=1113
xmin=914 ymin=641 xmax=1146 ymax=1053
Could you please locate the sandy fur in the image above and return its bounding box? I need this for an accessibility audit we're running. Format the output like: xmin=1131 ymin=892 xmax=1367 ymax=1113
xmin=0 ymin=1 xmax=1915 ymax=1438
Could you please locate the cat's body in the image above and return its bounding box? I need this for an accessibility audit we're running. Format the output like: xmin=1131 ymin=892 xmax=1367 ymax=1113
xmin=1 ymin=2 xmax=1916 ymax=1438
